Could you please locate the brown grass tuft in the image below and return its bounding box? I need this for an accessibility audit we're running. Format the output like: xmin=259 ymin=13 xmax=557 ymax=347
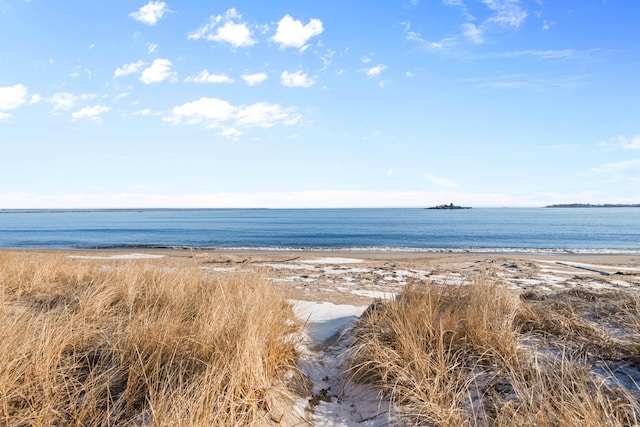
xmin=348 ymin=277 xmax=640 ymax=426
xmin=0 ymin=252 xmax=302 ymax=426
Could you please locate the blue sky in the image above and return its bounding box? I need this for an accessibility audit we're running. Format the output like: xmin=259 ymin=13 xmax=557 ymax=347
xmin=1 ymin=0 xmax=639 ymax=208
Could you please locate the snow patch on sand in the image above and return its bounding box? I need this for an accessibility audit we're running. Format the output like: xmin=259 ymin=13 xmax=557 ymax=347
xmin=302 ymin=257 xmax=365 ymax=264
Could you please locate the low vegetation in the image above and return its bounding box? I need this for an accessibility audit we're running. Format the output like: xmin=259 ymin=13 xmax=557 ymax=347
xmin=348 ymin=277 xmax=640 ymax=426
xmin=0 ymin=252 xmax=302 ymax=426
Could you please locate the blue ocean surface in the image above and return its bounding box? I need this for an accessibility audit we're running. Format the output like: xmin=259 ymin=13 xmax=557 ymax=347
xmin=0 ymin=208 xmax=639 ymax=254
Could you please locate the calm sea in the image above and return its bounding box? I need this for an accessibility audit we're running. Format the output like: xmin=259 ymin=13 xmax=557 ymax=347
xmin=0 ymin=208 xmax=639 ymax=254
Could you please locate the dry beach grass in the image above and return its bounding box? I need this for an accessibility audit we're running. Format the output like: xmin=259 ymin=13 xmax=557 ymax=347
xmin=348 ymin=277 xmax=640 ymax=426
xmin=0 ymin=252 xmax=302 ymax=426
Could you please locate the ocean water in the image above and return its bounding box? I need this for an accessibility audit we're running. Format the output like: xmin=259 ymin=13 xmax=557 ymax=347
xmin=0 ymin=208 xmax=639 ymax=254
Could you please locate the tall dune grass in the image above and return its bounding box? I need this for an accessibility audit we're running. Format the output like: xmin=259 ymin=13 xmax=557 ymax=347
xmin=348 ymin=278 xmax=640 ymax=426
xmin=0 ymin=252 xmax=302 ymax=426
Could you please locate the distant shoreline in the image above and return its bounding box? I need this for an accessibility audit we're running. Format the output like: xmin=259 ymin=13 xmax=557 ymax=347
xmin=545 ymin=204 xmax=640 ymax=208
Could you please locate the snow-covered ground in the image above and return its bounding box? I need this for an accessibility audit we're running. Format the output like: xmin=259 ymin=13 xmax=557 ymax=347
xmin=290 ymin=299 xmax=404 ymax=426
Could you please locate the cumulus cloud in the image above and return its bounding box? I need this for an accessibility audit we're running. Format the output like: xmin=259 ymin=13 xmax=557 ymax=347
xmin=140 ymin=59 xmax=176 ymax=84
xmin=271 ymin=14 xmax=323 ymax=50
xmin=184 ymin=70 xmax=234 ymax=84
xmin=364 ymin=64 xmax=387 ymax=78
xmin=114 ymin=60 xmax=145 ymax=78
xmin=0 ymin=84 xmax=28 ymax=116
xmin=163 ymin=97 xmax=300 ymax=137
xmin=425 ymin=173 xmax=458 ymax=187
xmin=71 ymin=105 xmax=110 ymax=122
xmin=188 ymin=8 xmax=256 ymax=48
xmin=130 ymin=1 xmax=170 ymax=26
xmin=241 ymin=72 xmax=268 ymax=86
xmin=280 ymin=70 xmax=315 ymax=87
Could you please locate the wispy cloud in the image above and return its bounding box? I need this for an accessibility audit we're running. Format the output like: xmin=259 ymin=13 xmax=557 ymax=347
xmin=588 ymin=159 xmax=640 ymax=174
xmin=502 ymin=49 xmax=600 ymax=61
xmin=271 ymin=14 xmax=323 ymax=51
xmin=48 ymin=92 xmax=95 ymax=112
xmin=281 ymin=70 xmax=316 ymax=87
xmin=483 ymin=0 xmax=527 ymax=28
xmin=188 ymin=8 xmax=256 ymax=48
xmin=598 ymin=135 xmax=640 ymax=150
xmin=130 ymin=1 xmax=170 ymax=26
xmin=425 ymin=173 xmax=458 ymax=187
xmin=114 ymin=60 xmax=145 ymax=78
xmin=461 ymin=23 xmax=484 ymax=44
xmin=408 ymin=0 xmax=527 ymax=50
xmin=184 ymin=70 xmax=234 ymax=84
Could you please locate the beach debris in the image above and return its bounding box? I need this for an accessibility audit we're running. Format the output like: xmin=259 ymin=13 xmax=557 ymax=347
xmin=556 ymin=261 xmax=610 ymax=276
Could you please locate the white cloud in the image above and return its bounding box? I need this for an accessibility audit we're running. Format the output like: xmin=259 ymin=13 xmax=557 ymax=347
xmin=236 ymin=102 xmax=300 ymax=128
xmin=425 ymin=173 xmax=459 ymax=187
xmin=0 ymin=112 xmax=13 ymax=121
xmin=0 ymin=84 xmax=28 ymax=112
xmin=281 ymin=70 xmax=315 ymax=87
xmin=48 ymin=92 xmax=95 ymax=112
xmin=133 ymin=108 xmax=154 ymax=116
xmin=147 ymin=43 xmax=158 ymax=53
xmin=164 ymin=97 xmax=236 ymax=127
xmin=462 ymin=22 xmax=484 ymax=44
xmin=219 ymin=127 xmax=243 ymax=139
xmin=130 ymin=1 xmax=170 ymax=26
xmin=114 ymin=60 xmax=145 ymax=78
xmin=188 ymin=8 xmax=256 ymax=48
xmin=271 ymin=14 xmax=323 ymax=50
xmin=542 ymin=19 xmax=555 ymax=30
xmin=364 ymin=64 xmax=387 ymax=78
xmin=163 ymin=97 xmax=300 ymax=136
xmin=29 ymin=94 xmax=42 ymax=104
xmin=406 ymin=71 xmax=416 ymax=77
xmin=71 ymin=105 xmax=110 ymax=122
xmin=140 ymin=59 xmax=176 ymax=84
xmin=241 ymin=72 xmax=268 ymax=86
xmin=184 ymin=70 xmax=234 ymax=84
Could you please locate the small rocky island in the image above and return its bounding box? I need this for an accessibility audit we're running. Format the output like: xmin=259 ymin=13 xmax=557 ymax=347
xmin=427 ymin=203 xmax=472 ymax=210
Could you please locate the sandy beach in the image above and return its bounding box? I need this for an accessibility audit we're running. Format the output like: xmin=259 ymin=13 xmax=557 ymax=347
xmin=53 ymin=248 xmax=640 ymax=305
